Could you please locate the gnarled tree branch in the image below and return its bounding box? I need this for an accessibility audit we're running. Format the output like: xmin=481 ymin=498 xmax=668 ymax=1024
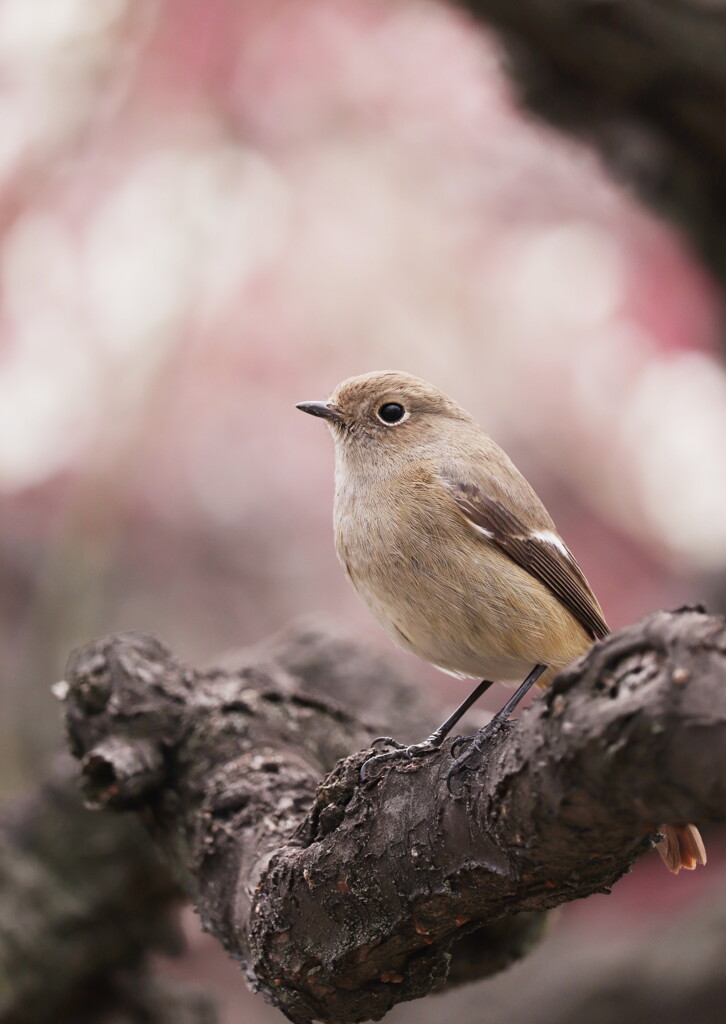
xmin=59 ymin=608 xmax=726 ymax=1024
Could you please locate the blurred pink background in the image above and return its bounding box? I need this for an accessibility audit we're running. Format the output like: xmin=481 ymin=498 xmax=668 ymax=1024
xmin=1 ymin=1 xmax=724 ymax=1020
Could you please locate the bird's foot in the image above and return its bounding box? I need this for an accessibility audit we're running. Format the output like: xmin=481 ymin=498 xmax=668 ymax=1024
xmin=360 ymin=734 xmax=443 ymax=781
xmin=445 ymin=719 xmax=505 ymax=791
xmin=370 ymin=735 xmax=407 ymax=750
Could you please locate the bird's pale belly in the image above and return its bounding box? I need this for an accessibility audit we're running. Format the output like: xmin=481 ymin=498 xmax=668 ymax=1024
xmin=337 ymin=521 xmax=590 ymax=686
xmin=353 ymin=575 xmax=543 ymax=683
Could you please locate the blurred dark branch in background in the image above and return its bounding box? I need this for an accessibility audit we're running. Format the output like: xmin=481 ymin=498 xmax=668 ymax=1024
xmin=56 ymin=610 xmax=726 ymax=1024
xmin=0 ymin=764 xmax=214 ymax=1024
xmin=481 ymin=885 xmax=726 ymax=1024
xmin=456 ymin=0 xmax=726 ymax=291
xmin=415 ymin=875 xmax=726 ymax=1024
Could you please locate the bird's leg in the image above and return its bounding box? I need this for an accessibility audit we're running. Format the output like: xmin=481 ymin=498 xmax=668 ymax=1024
xmin=446 ymin=663 xmax=547 ymax=784
xmin=360 ymin=679 xmax=494 ymax=780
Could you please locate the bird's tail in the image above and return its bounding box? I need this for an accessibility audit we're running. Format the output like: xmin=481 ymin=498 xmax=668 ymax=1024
xmin=656 ymin=823 xmax=707 ymax=873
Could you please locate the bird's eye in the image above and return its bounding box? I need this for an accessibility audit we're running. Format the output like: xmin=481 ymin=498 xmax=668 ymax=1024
xmin=377 ymin=402 xmax=406 ymax=424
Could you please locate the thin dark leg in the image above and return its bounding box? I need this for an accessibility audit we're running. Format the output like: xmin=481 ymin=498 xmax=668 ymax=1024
xmin=371 ymin=678 xmax=495 ymax=750
xmin=360 ymin=678 xmax=495 ymax=780
xmin=446 ymin=663 xmax=547 ymax=785
xmin=427 ymin=678 xmax=496 ymax=742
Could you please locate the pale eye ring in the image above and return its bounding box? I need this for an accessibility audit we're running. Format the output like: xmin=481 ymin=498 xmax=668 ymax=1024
xmin=377 ymin=402 xmax=407 ymax=424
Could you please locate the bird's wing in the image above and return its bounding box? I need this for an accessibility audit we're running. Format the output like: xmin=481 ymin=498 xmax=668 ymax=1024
xmin=440 ymin=473 xmax=609 ymax=641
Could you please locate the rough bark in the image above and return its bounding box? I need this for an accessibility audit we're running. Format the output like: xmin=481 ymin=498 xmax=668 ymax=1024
xmin=59 ymin=608 xmax=726 ymax=1024
xmin=454 ymin=0 xmax=726 ymax=290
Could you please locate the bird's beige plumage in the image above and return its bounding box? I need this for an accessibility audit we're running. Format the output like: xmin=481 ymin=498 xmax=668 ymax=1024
xmin=326 ymin=371 xmax=603 ymax=688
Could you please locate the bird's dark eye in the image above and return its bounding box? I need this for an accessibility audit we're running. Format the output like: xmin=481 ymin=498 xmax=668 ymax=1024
xmin=377 ymin=402 xmax=406 ymax=424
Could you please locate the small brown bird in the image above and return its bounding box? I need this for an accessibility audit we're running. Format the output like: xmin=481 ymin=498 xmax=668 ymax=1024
xmin=297 ymin=370 xmax=706 ymax=873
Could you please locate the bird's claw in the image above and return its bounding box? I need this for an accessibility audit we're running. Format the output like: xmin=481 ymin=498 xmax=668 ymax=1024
xmin=449 ymin=734 xmax=472 ymax=759
xmin=445 ymin=752 xmax=478 ymax=794
xmin=370 ymin=735 xmax=407 ymax=750
xmin=360 ymin=737 xmax=441 ymax=781
xmin=360 ymin=747 xmax=409 ymax=781
xmin=445 ymin=720 xmax=508 ymax=792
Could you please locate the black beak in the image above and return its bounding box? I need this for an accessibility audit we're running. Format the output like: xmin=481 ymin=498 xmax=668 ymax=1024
xmin=296 ymin=401 xmax=345 ymax=423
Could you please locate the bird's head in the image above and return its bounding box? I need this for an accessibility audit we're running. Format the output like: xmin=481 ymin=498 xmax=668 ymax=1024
xmin=296 ymin=370 xmax=470 ymax=464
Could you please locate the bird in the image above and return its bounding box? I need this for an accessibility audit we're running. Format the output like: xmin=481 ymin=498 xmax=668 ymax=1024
xmin=296 ymin=370 xmax=706 ymax=874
